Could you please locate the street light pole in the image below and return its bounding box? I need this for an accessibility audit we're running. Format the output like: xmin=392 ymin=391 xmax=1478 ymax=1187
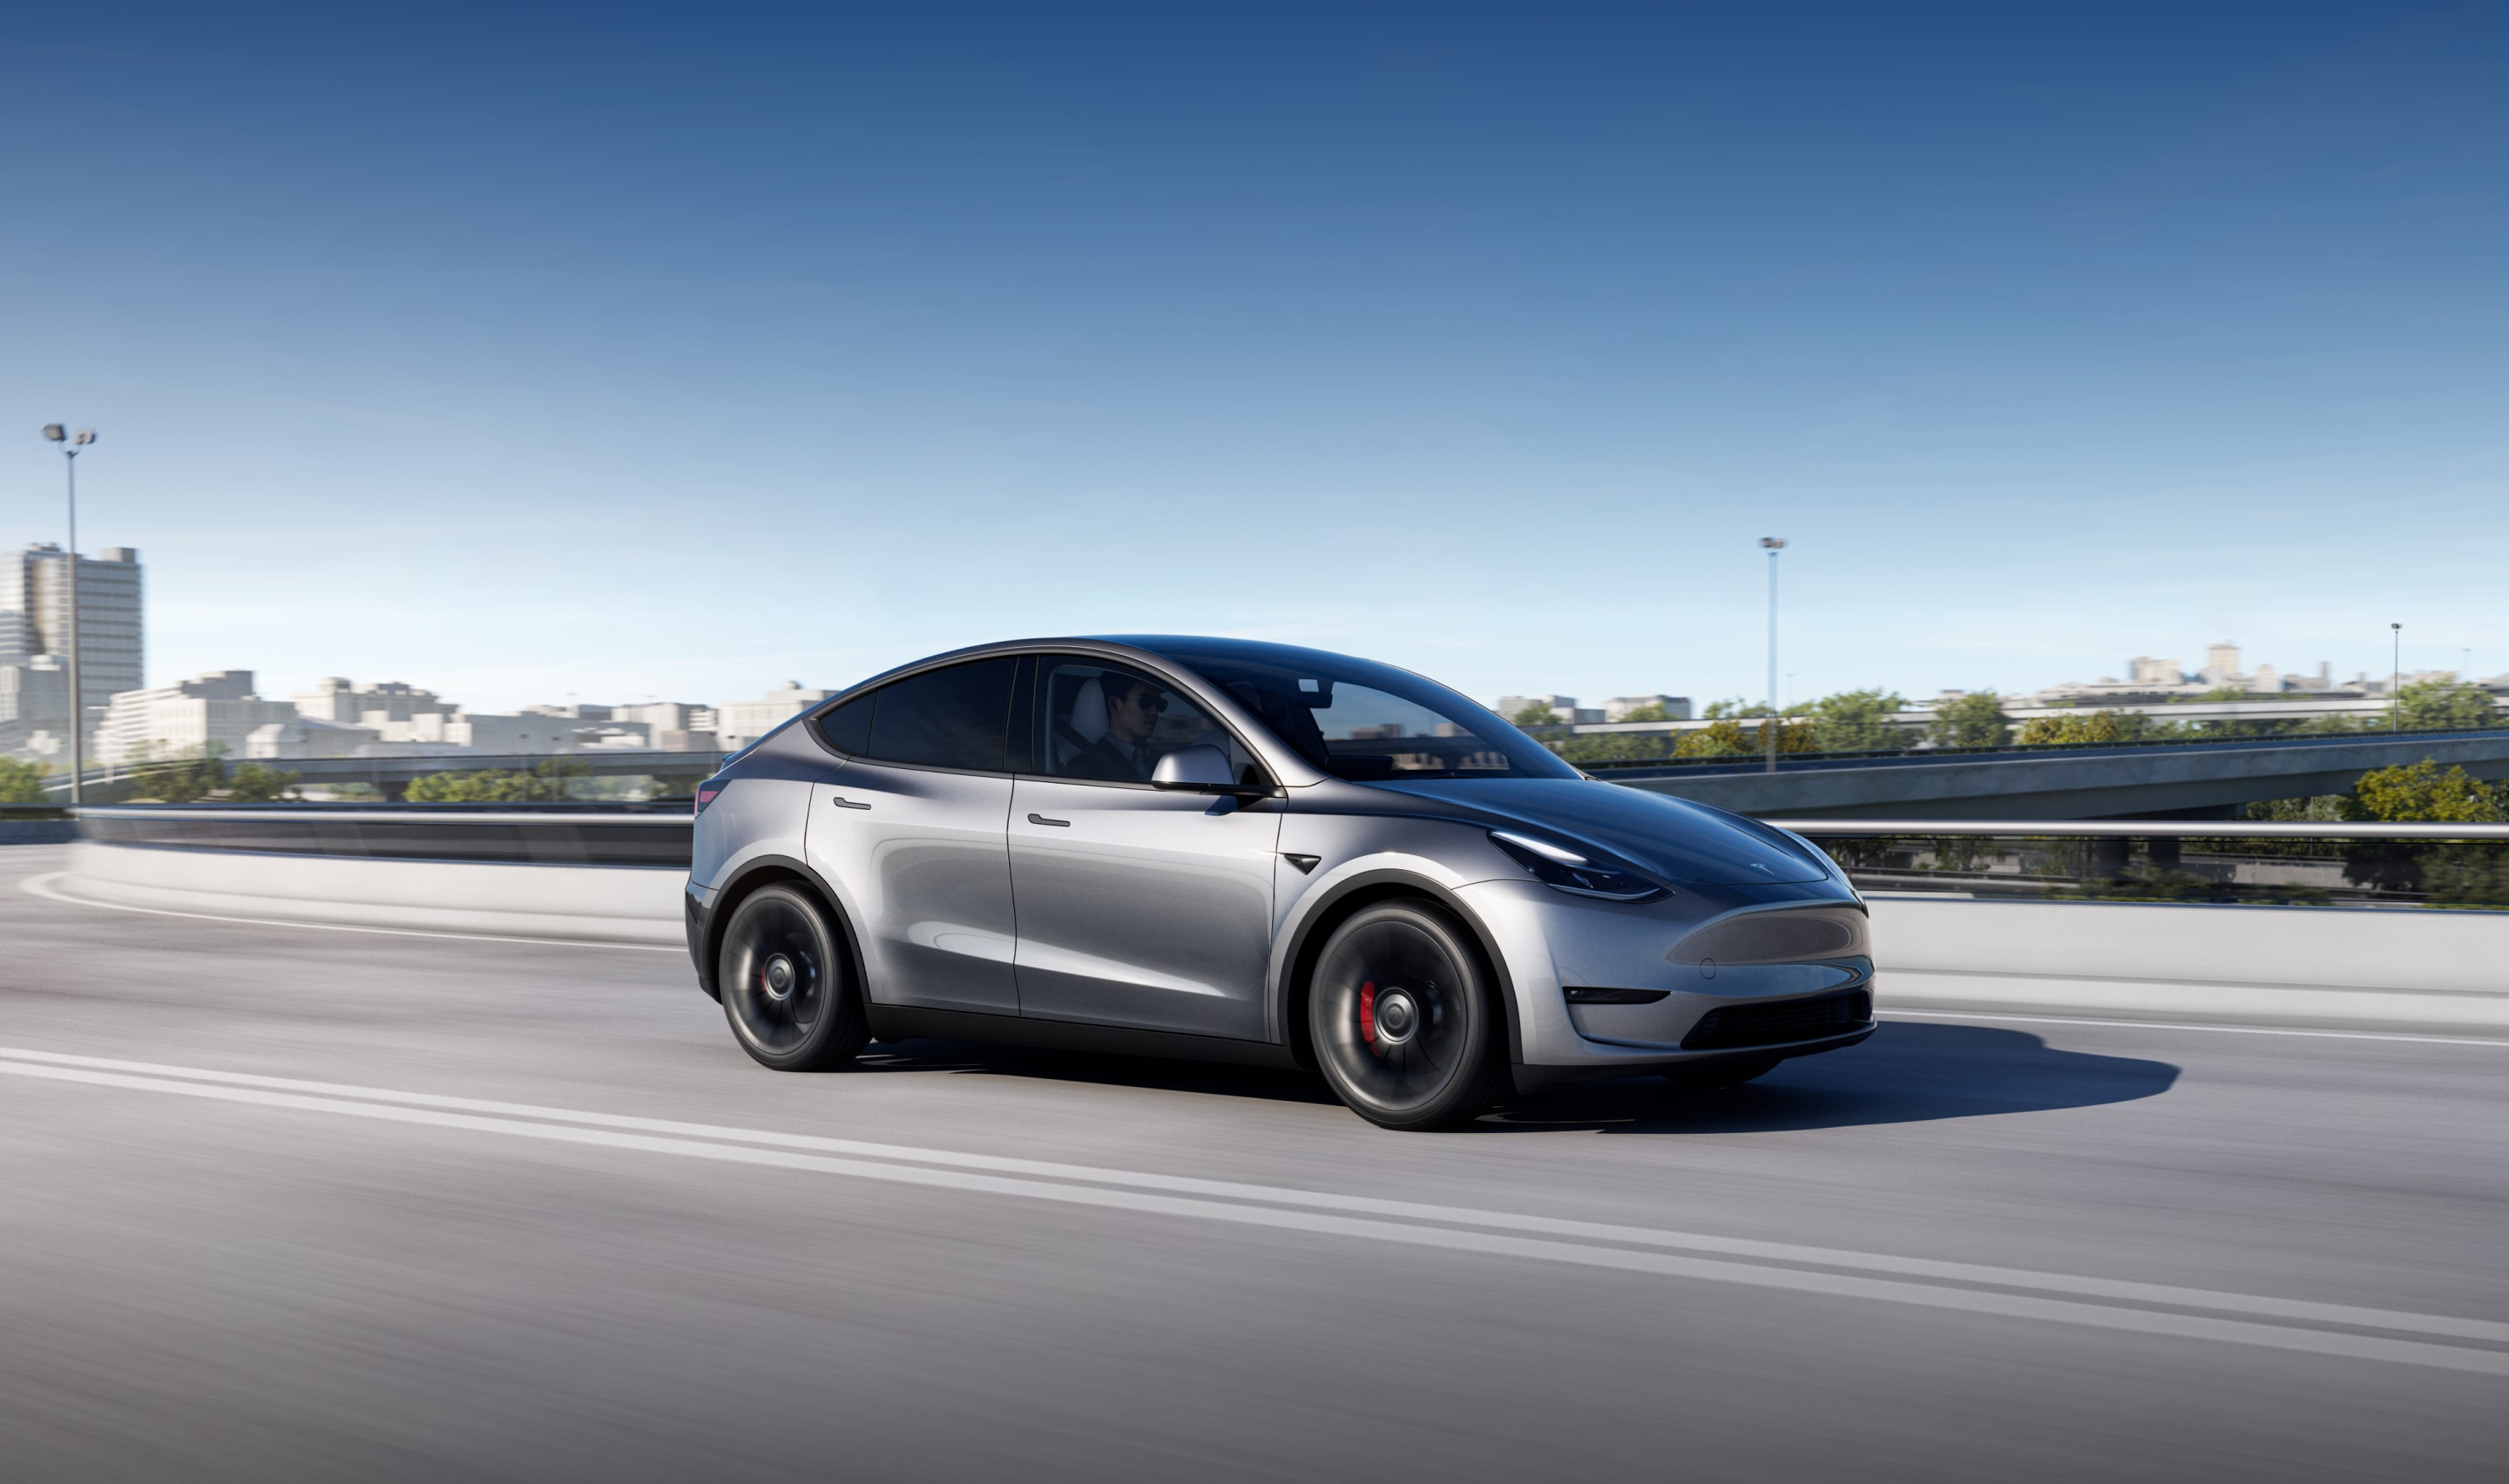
xmin=2391 ymin=623 xmax=2402 ymax=732
xmin=1760 ymin=536 xmax=1786 ymax=772
xmin=40 ymin=425 xmax=96 ymax=805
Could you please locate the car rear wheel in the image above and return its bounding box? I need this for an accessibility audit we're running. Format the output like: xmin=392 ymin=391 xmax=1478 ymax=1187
xmin=1309 ymin=901 xmax=1505 ymax=1130
xmin=720 ymin=884 xmax=869 ymax=1071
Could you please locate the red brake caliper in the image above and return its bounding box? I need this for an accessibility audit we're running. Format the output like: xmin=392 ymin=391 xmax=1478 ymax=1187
xmin=1358 ymin=981 xmax=1379 ymax=1058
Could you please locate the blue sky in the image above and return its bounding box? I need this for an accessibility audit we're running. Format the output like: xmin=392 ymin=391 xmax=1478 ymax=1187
xmin=3 ymin=3 xmax=2504 ymax=712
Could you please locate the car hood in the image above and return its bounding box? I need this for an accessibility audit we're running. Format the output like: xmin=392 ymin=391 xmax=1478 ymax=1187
xmin=1367 ymin=778 xmax=1835 ymax=887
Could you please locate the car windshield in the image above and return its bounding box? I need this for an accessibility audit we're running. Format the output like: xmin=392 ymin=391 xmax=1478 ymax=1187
xmin=1113 ymin=637 xmax=1579 ymax=782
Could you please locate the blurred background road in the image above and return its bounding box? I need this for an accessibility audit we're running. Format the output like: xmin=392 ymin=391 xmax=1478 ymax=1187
xmin=3 ymin=841 xmax=2503 ymax=1481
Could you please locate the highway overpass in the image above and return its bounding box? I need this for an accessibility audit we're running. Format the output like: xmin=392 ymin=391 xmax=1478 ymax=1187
xmin=1600 ymin=725 xmax=2509 ymax=819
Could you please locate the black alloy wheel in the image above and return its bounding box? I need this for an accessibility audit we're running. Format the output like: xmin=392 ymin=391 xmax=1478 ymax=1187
xmin=1309 ymin=901 xmax=1505 ymax=1130
xmin=719 ymin=884 xmax=869 ymax=1071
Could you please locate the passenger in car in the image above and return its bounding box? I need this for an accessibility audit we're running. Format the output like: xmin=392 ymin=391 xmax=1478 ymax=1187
xmin=1064 ymin=673 xmax=1167 ymax=781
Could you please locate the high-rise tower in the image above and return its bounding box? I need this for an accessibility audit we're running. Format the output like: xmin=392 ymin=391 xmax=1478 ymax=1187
xmin=18 ymin=543 xmax=145 ymax=703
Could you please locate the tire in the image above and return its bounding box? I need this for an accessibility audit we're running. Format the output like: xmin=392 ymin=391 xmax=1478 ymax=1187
xmin=719 ymin=884 xmax=869 ymax=1072
xmin=1309 ymin=901 xmax=1506 ymax=1130
xmin=1662 ymin=1055 xmax=1780 ymax=1093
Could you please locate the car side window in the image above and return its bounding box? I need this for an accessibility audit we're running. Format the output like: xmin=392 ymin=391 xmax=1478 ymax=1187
xmin=814 ymin=692 xmax=874 ymax=755
xmin=857 ymin=658 xmax=1016 ymax=772
xmin=1035 ymin=658 xmax=1260 ymax=786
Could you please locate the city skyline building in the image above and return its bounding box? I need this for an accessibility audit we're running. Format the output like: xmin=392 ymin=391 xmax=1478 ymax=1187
xmin=291 ymin=677 xmax=451 ymax=726
xmin=0 ymin=655 xmax=70 ymax=759
xmin=36 ymin=633 xmax=2509 ymax=772
xmin=19 ymin=543 xmax=145 ymax=712
xmin=94 ymin=670 xmax=295 ymax=768
xmin=717 ymin=682 xmax=834 ymax=752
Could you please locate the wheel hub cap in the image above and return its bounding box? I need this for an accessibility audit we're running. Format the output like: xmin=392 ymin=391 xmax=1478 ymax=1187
xmin=761 ymin=954 xmax=798 ymax=1002
xmin=1374 ymin=988 xmax=1419 ymax=1045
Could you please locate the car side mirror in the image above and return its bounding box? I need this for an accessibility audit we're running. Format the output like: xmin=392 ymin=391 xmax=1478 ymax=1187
xmin=1152 ymin=744 xmax=1236 ymax=791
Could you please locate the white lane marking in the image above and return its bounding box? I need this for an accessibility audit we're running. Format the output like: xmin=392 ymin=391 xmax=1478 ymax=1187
xmin=3 ymin=1049 xmax=2506 ymax=1373
xmin=1883 ymin=1010 xmax=2509 ymax=1049
xmin=14 ymin=871 xmax=680 ymax=954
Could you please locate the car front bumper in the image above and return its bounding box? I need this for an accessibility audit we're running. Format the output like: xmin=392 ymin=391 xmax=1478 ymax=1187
xmin=1454 ymin=877 xmax=1877 ymax=1089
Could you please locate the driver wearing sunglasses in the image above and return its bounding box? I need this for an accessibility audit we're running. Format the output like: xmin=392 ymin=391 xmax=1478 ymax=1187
xmin=1070 ymin=673 xmax=1168 ymax=781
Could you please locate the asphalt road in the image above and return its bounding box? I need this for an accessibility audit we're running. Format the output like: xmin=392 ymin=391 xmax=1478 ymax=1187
xmin=3 ymin=843 xmax=2505 ymax=1481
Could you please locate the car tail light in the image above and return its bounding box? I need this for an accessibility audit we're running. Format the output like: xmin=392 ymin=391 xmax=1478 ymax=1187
xmin=695 ymin=780 xmax=725 ymax=815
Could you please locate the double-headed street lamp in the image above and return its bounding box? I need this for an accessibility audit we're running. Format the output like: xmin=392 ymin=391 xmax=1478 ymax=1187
xmin=40 ymin=424 xmax=96 ymax=805
xmin=1760 ymin=536 xmax=1785 ymax=772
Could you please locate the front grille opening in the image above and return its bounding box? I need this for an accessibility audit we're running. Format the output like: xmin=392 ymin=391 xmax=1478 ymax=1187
xmin=1671 ymin=907 xmax=1870 ymax=966
xmin=1681 ymin=989 xmax=1872 ymax=1051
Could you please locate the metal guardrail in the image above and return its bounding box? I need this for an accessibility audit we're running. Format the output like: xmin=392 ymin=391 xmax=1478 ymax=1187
xmin=76 ymin=804 xmax=693 ymax=868
xmin=1771 ymin=820 xmax=2509 ymax=909
xmin=1581 ymin=724 xmax=2509 ymax=776
xmin=1770 ymin=820 xmax=2509 ymax=839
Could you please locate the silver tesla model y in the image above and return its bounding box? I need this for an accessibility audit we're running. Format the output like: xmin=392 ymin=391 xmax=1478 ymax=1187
xmin=686 ymin=637 xmax=1874 ymax=1129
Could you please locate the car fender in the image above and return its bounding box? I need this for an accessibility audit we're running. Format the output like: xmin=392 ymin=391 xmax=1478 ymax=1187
xmin=1266 ymin=850 xmax=1525 ymax=1067
xmin=693 ymin=851 xmax=868 ymax=1008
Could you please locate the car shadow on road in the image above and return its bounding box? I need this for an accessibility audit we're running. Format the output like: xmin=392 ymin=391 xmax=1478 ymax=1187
xmin=855 ymin=1020 xmax=2181 ymax=1131
xmin=1478 ymin=1020 xmax=2181 ymax=1134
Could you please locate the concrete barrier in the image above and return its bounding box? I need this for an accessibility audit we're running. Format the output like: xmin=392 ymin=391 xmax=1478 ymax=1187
xmin=61 ymin=841 xmax=684 ymax=948
xmin=1868 ymin=894 xmax=2509 ymax=1032
xmin=1 ymin=820 xmax=77 ymax=846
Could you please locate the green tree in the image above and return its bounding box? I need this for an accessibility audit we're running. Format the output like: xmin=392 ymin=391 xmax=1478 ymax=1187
xmin=126 ymin=746 xmax=228 ymax=803
xmin=1553 ymin=732 xmax=1674 ymax=765
xmin=2246 ymin=794 xmax=2350 ymax=823
xmin=1510 ymin=702 xmax=1559 ymax=727
xmin=1806 ymin=688 xmax=1907 ymax=752
xmin=1614 ymin=702 xmax=1674 ymax=723
xmin=226 ymin=763 xmax=301 ymax=803
xmin=2394 ymin=678 xmax=2500 ymax=732
xmin=1673 ymin=719 xmax=1752 ymax=758
xmin=0 ymin=756 xmax=50 ymax=804
xmin=1928 ymin=691 xmax=2011 ymax=749
xmin=2350 ymin=759 xmax=2507 ymax=823
xmin=405 ymin=758 xmax=592 ymax=803
xmin=2339 ymin=759 xmax=2509 ymax=907
xmin=2018 ymin=710 xmax=2135 ymax=745
xmin=2017 ymin=710 xmax=2190 ymax=745
xmin=407 ymin=770 xmax=514 ymax=802
xmin=1674 ymin=717 xmax=1816 ymax=759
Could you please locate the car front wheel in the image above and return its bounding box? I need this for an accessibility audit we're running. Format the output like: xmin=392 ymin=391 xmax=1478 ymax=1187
xmin=719 ymin=884 xmax=869 ymax=1072
xmin=1309 ymin=901 xmax=1505 ymax=1130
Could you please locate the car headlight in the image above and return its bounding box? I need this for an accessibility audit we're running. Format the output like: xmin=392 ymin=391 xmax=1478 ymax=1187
xmin=1489 ymin=830 xmax=1667 ymax=902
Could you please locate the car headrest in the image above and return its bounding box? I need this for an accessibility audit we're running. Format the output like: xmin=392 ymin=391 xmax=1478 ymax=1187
xmin=1068 ymin=677 xmax=1109 ymax=743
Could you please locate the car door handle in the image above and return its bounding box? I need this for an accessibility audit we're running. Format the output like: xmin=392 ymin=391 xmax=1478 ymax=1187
xmin=1027 ymin=813 xmax=1071 ymax=827
xmin=828 ymin=796 xmax=871 ymax=810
